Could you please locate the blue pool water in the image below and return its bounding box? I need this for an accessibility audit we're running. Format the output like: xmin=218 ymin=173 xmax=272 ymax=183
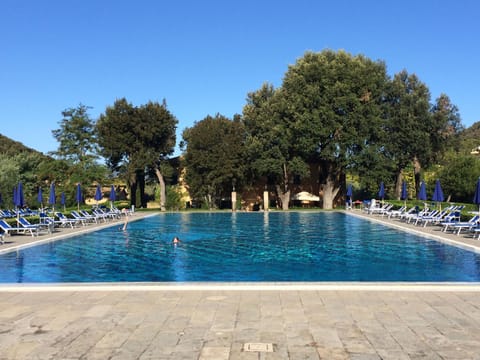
xmin=1 ymin=212 xmax=480 ymax=283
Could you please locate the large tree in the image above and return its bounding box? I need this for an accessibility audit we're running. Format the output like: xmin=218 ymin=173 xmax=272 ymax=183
xmin=97 ymin=98 xmax=177 ymax=209
xmin=279 ymin=50 xmax=388 ymax=209
xmin=137 ymin=101 xmax=178 ymax=210
xmin=51 ymin=104 xmax=98 ymax=166
xmin=242 ymin=83 xmax=309 ymax=210
xmin=50 ymin=104 xmax=107 ymax=194
xmin=181 ymin=114 xmax=245 ymax=209
xmin=382 ymin=72 xmax=462 ymax=199
xmin=383 ymin=71 xmax=432 ymax=198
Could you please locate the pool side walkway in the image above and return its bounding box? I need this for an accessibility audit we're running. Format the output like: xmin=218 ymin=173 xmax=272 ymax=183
xmin=2 ymin=211 xmax=480 ymax=359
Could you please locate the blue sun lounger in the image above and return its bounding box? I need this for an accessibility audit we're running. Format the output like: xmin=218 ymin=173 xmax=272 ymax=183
xmin=0 ymin=219 xmax=38 ymax=237
xmin=18 ymin=217 xmax=53 ymax=234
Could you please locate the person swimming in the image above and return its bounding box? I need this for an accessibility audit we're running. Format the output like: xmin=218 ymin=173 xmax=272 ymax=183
xmin=172 ymin=236 xmax=181 ymax=244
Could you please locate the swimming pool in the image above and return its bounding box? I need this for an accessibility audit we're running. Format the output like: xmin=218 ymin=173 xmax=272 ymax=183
xmin=1 ymin=212 xmax=480 ymax=283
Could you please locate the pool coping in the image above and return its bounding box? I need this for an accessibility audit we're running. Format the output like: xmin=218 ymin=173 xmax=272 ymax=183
xmin=2 ymin=282 xmax=480 ymax=292
xmin=2 ymin=210 xmax=480 ymax=291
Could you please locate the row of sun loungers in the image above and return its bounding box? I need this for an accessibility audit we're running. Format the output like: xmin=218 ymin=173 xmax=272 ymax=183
xmin=365 ymin=202 xmax=480 ymax=239
xmin=0 ymin=207 xmax=127 ymax=240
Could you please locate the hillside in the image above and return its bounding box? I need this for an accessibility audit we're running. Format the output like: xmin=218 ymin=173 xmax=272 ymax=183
xmin=457 ymin=121 xmax=480 ymax=154
xmin=0 ymin=133 xmax=44 ymax=156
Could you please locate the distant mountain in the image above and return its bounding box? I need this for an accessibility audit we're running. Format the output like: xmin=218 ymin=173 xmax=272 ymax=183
xmin=0 ymin=133 xmax=45 ymax=156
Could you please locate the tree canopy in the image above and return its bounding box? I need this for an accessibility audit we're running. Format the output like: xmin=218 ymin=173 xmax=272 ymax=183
xmin=275 ymin=50 xmax=388 ymax=208
xmin=182 ymin=114 xmax=245 ymax=208
xmin=97 ymin=98 xmax=177 ymax=209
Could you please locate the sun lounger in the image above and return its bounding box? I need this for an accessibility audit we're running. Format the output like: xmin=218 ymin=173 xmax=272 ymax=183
xmin=78 ymin=210 xmax=100 ymax=223
xmin=55 ymin=212 xmax=80 ymax=228
xmin=403 ymin=208 xmax=429 ymax=223
xmin=18 ymin=217 xmax=52 ymax=234
xmin=442 ymin=215 xmax=479 ymax=234
xmin=369 ymin=203 xmax=393 ymax=215
xmin=0 ymin=219 xmax=38 ymax=237
xmin=418 ymin=208 xmax=456 ymax=227
xmin=386 ymin=205 xmax=406 ymax=218
xmin=70 ymin=211 xmax=92 ymax=225
xmin=414 ymin=209 xmax=441 ymax=226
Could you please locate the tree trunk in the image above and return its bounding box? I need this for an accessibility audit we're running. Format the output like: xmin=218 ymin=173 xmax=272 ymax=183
xmin=275 ymin=185 xmax=290 ymax=210
xmin=321 ymin=177 xmax=340 ymax=209
xmin=154 ymin=167 xmax=166 ymax=211
xmin=129 ymin=181 xmax=137 ymax=208
xmin=395 ymin=169 xmax=403 ymax=200
xmin=319 ymin=160 xmax=341 ymax=209
xmin=274 ymin=162 xmax=291 ymax=210
xmin=413 ymin=156 xmax=422 ymax=195
xmin=137 ymin=170 xmax=146 ymax=208
xmin=204 ymin=194 xmax=213 ymax=210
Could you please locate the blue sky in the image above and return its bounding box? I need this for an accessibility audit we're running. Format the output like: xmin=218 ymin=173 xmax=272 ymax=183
xmin=1 ymin=0 xmax=479 ymax=155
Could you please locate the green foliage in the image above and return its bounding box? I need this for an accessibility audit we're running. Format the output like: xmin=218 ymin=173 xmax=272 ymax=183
xmin=437 ymin=154 xmax=480 ymax=203
xmin=383 ymin=70 xmax=432 ymax=171
xmin=165 ymin=185 xmax=184 ymax=210
xmin=282 ymin=50 xmax=387 ymax=166
xmin=97 ymin=98 xmax=178 ymax=207
xmin=0 ymin=134 xmax=42 ymax=155
xmin=0 ymin=154 xmax=20 ymax=207
xmin=182 ymin=114 xmax=245 ymax=207
xmin=51 ymin=104 xmax=98 ymax=164
xmin=456 ymin=121 xmax=480 ymax=155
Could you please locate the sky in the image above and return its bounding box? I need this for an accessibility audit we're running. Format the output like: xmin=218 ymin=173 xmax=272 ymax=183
xmin=1 ymin=0 xmax=479 ymax=155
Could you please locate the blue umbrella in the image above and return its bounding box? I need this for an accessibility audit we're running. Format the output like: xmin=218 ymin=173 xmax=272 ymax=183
xmin=346 ymin=184 xmax=353 ymax=198
xmin=400 ymin=181 xmax=408 ymax=200
xmin=109 ymin=185 xmax=116 ymax=209
xmin=418 ymin=181 xmax=427 ymax=201
xmin=15 ymin=182 xmax=24 ymax=219
xmin=432 ymin=179 xmax=444 ymax=202
xmin=61 ymin=191 xmax=66 ymax=211
xmin=37 ymin=187 xmax=44 ymax=210
xmin=76 ymin=183 xmax=83 ymax=210
xmin=346 ymin=184 xmax=353 ymax=209
xmin=94 ymin=184 xmax=102 ymax=205
xmin=49 ymin=183 xmax=56 ymax=211
xmin=13 ymin=186 xmax=17 ymax=207
xmin=15 ymin=182 xmax=24 ymax=208
xmin=378 ymin=182 xmax=385 ymax=202
xmin=432 ymin=179 xmax=444 ymax=209
xmin=473 ymin=177 xmax=480 ymax=215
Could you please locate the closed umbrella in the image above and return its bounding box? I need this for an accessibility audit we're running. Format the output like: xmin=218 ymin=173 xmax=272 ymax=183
xmin=15 ymin=182 xmax=24 ymax=219
xmin=109 ymin=185 xmax=116 ymax=209
xmin=94 ymin=184 xmax=102 ymax=206
xmin=13 ymin=186 xmax=17 ymax=208
xmin=346 ymin=184 xmax=353 ymax=209
xmin=49 ymin=183 xmax=56 ymax=212
xmin=473 ymin=177 xmax=480 ymax=215
xmin=76 ymin=183 xmax=83 ymax=211
xmin=418 ymin=181 xmax=427 ymax=201
xmin=61 ymin=192 xmax=66 ymax=211
xmin=378 ymin=182 xmax=385 ymax=205
xmin=432 ymin=179 xmax=444 ymax=210
xmin=400 ymin=181 xmax=408 ymax=207
xmin=37 ymin=187 xmax=43 ymax=211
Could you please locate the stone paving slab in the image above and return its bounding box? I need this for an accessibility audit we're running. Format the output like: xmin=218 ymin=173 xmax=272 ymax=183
xmin=1 ymin=288 xmax=480 ymax=359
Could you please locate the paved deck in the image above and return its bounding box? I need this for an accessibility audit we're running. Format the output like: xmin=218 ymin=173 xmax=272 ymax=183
xmin=2 ymin=210 xmax=480 ymax=359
